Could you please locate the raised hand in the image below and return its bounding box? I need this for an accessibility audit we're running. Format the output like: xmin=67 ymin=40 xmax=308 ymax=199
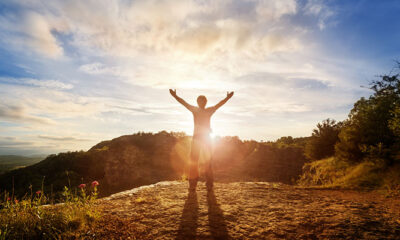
xmin=227 ymin=91 xmax=234 ymax=99
xmin=169 ymin=89 xmax=177 ymax=97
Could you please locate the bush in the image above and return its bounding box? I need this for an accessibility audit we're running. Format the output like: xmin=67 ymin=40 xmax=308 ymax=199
xmin=305 ymin=119 xmax=341 ymax=160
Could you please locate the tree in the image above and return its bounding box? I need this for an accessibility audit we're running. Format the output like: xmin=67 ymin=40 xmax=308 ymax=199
xmin=305 ymin=119 xmax=342 ymax=160
xmin=335 ymin=64 xmax=400 ymax=163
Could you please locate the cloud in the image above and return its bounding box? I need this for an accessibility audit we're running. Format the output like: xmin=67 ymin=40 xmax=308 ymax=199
xmin=0 ymin=137 xmax=34 ymax=147
xmin=79 ymin=63 xmax=123 ymax=76
xmin=24 ymin=79 xmax=73 ymax=90
xmin=256 ymin=0 xmax=297 ymax=21
xmin=0 ymin=81 xmax=103 ymax=119
xmin=304 ymin=0 xmax=335 ymax=30
xmin=234 ymin=72 xmax=357 ymax=114
xmin=109 ymin=105 xmax=150 ymax=114
xmin=0 ymin=0 xmax=372 ymax=155
xmin=0 ymin=11 xmax=64 ymax=58
xmin=0 ymin=0 xmax=306 ymax=59
xmin=38 ymin=135 xmax=90 ymax=141
xmin=22 ymin=12 xmax=64 ymax=58
xmin=0 ymin=103 xmax=55 ymax=125
xmin=0 ymin=77 xmax=73 ymax=90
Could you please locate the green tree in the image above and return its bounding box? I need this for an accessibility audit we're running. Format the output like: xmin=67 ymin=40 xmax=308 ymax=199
xmin=335 ymin=65 xmax=400 ymax=163
xmin=389 ymin=106 xmax=400 ymax=137
xmin=305 ymin=119 xmax=341 ymax=160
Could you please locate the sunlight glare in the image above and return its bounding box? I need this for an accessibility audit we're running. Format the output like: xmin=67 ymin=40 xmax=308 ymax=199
xmin=210 ymin=132 xmax=215 ymax=139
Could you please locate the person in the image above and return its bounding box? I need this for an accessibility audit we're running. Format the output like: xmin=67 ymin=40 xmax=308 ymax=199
xmin=169 ymin=89 xmax=234 ymax=191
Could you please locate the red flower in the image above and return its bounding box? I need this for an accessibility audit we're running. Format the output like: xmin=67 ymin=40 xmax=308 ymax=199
xmin=7 ymin=197 xmax=11 ymax=201
xmin=36 ymin=190 xmax=41 ymax=195
xmin=78 ymin=183 xmax=86 ymax=189
xmin=91 ymin=181 xmax=99 ymax=187
xmin=14 ymin=199 xmax=19 ymax=204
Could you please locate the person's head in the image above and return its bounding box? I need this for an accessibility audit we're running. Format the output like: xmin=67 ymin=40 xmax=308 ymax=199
xmin=197 ymin=95 xmax=207 ymax=108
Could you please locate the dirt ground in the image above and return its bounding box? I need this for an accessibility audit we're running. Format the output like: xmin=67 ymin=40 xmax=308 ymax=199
xmin=83 ymin=181 xmax=400 ymax=239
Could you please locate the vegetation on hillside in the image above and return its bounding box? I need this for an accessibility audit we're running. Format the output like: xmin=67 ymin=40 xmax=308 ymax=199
xmin=299 ymin=63 xmax=400 ymax=192
xmin=0 ymin=132 xmax=307 ymax=200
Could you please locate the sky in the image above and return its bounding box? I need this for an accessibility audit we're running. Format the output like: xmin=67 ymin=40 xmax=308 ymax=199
xmin=0 ymin=0 xmax=399 ymax=155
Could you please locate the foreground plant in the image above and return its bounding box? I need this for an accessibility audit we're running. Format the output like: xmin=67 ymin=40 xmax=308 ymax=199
xmin=0 ymin=181 xmax=101 ymax=240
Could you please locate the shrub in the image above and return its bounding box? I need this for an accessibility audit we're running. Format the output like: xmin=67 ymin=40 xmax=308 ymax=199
xmin=305 ymin=119 xmax=342 ymax=161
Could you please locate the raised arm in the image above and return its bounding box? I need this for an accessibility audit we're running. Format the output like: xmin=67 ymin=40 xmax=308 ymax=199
xmin=210 ymin=91 xmax=234 ymax=112
xmin=169 ymin=89 xmax=196 ymax=112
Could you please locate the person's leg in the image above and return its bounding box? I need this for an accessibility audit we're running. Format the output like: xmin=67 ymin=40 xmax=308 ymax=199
xmin=204 ymin=138 xmax=214 ymax=190
xmin=189 ymin=138 xmax=200 ymax=190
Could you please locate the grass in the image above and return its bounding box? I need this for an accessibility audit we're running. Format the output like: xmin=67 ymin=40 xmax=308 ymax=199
xmin=298 ymin=157 xmax=349 ymax=187
xmin=0 ymin=181 xmax=101 ymax=240
xmin=382 ymin=164 xmax=400 ymax=196
xmin=337 ymin=161 xmax=383 ymax=189
xmin=298 ymin=157 xmax=400 ymax=194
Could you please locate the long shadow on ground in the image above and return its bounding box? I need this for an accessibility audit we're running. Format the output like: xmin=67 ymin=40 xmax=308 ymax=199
xmin=176 ymin=188 xmax=231 ymax=240
xmin=207 ymin=189 xmax=231 ymax=240
xmin=176 ymin=190 xmax=198 ymax=239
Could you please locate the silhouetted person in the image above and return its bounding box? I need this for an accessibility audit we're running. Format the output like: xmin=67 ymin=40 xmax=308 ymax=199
xmin=169 ymin=89 xmax=234 ymax=191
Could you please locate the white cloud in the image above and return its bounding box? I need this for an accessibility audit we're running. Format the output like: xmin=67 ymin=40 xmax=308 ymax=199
xmin=304 ymin=0 xmax=335 ymax=30
xmin=1 ymin=0 xmax=306 ymax=59
xmin=1 ymin=77 xmax=73 ymax=90
xmin=79 ymin=62 xmax=123 ymax=76
xmin=38 ymin=135 xmax=90 ymax=141
xmin=22 ymin=12 xmax=64 ymax=58
xmin=0 ymin=103 xmax=55 ymax=125
xmin=256 ymin=0 xmax=297 ymax=21
xmin=25 ymin=79 xmax=73 ymax=90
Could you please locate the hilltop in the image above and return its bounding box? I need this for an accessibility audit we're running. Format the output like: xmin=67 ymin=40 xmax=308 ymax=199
xmin=82 ymin=181 xmax=400 ymax=239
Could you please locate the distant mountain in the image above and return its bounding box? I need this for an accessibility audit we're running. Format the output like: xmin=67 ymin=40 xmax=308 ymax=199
xmin=0 ymin=155 xmax=45 ymax=174
xmin=0 ymin=131 xmax=307 ymax=199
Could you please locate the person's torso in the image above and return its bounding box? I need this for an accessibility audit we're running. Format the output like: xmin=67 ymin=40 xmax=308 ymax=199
xmin=192 ymin=107 xmax=214 ymax=136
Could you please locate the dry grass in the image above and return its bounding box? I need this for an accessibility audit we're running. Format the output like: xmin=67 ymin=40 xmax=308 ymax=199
xmin=298 ymin=157 xmax=400 ymax=194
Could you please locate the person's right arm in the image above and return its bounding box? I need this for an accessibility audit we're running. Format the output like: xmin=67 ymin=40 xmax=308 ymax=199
xmin=169 ymin=89 xmax=196 ymax=112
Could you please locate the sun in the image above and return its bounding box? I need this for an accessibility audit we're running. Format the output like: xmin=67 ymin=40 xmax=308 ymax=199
xmin=209 ymin=132 xmax=216 ymax=139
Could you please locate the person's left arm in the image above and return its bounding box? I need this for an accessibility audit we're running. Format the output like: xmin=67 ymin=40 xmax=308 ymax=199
xmin=208 ymin=91 xmax=234 ymax=112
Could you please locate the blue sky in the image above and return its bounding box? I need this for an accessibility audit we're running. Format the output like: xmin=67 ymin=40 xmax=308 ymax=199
xmin=0 ymin=0 xmax=399 ymax=155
